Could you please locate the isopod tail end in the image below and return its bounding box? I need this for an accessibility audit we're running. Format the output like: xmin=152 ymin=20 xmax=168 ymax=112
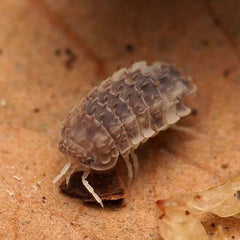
xmin=182 ymin=76 xmax=197 ymax=96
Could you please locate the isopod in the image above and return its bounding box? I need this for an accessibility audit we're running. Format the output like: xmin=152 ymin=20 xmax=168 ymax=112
xmin=54 ymin=61 xmax=196 ymax=207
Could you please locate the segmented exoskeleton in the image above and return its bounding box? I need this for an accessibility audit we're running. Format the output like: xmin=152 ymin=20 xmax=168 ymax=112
xmin=54 ymin=61 xmax=196 ymax=207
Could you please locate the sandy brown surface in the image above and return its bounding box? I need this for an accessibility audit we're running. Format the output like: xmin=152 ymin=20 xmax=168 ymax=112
xmin=1 ymin=0 xmax=240 ymax=239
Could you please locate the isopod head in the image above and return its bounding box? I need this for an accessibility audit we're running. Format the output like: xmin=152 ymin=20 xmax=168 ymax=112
xmin=59 ymin=106 xmax=119 ymax=171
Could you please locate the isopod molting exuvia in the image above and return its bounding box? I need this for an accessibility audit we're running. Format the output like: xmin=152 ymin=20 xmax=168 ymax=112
xmin=53 ymin=61 xmax=196 ymax=207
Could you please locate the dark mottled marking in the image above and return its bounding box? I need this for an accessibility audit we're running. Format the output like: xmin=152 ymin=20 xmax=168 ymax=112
xmin=194 ymin=194 xmax=201 ymax=200
xmin=125 ymin=44 xmax=134 ymax=52
xmin=221 ymin=163 xmax=228 ymax=169
xmin=191 ymin=109 xmax=198 ymax=116
xmin=33 ymin=108 xmax=40 ymax=113
xmin=42 ymin=196 xmax=46 ymax=204
xmin=223 ymin=69 xmax=230 ymax=78
xmin=210 ymin=222 xmax=215 ymax=228
xmin=185 ymin=210 xmax=190 ymax=215
xmin=54 ymin=49 xmax=61 ymax=56
xmin=214 ymin=18 xmax=221 ymax=26
xmin=200 ymin=39 xmax=209 ymax=46
xmin=61 ymin=48 xmax=78 ymax=70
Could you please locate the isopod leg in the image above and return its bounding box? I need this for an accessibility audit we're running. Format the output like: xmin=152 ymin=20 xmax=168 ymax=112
xmin=130 ymin=151 xmax=139 ymax=177
xmin=82 ymin=169 xmax=104 ymax=208
xmin=124 ymin=155 xmax=133 ymax=186
xmin=65 ymin=165 xmax=77 ymax=186
xmin=169 ymin=124 xmax=198 ymax=137
xmin=53 ymin=162 xmax=71 ymax=184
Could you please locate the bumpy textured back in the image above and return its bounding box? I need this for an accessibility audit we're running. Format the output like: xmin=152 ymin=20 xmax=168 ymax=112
xmin=59 ymin=61 xmax=196 ymax=171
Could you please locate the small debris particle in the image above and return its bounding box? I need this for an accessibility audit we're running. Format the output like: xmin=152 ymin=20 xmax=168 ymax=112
xmin=214 ymin=18 xmax=221 ymax=26
xmin=33 ymin=108 xmax=40 ymax=113
xmin=6 ymin=189 xmax=14 ymax=196
xmin=210 ymin=222 xmax=216 ymax=228
xmin=83 ymin=237 xmax=91 ymax=240
xmin=42 ymin=196 xmax=46 ymax=204
xmin=60 ymin=170 xmax=125 ymax=204
xmin=221 ymin=163 xmax=228 ymax=169
xmin=70 ymin=222 xmax=74 ymax=226
xmin=191 ymin=108 xmax=198 ymax=116
xmin=200 ymin=39 xmax=209 ymax=46
xmin=50 ymin=93 xmax=56 ymax=99
xmin=65 ymin=48 xmax=72 ymax=56
xmin=224 ymin=226 xmax=229 ymax=230
xmin=13 ymin=176 xmax=22 ymax=181
xmin=0 ymin=99 xmax=7 ymax=107
xmin=54 ymin=49 xmax=61 ymax=56
xmin=194 ymin=194 xmax=201 ymax=200
xmin=125 ymin=44 xmax=134 ymax=52
xmin=156 ymin=200 xmax=165 ymax=213
xmin=185 ymin=210 xmax=190 ymax=215
xmin=159 ymin=213 xmax=165 ymax=219
xmin=223 ymin=69 xmax=230 ymax=78
xmin=236 ymin=190 xmax=240 ymax=200
xmin=36 ymin=181 xmax=41 ymax=188
xmin=32 ymin=186 xmax=38 ymax=191
xmin=21 ymin=220 xmax=31 ymax=225
xmin=232 ymin=236 xmax=235 ymax=239
xmin=54 ymin=48 xmax=77 ymax=70
xmin=64 ymin=47 xmax=77 ymax=70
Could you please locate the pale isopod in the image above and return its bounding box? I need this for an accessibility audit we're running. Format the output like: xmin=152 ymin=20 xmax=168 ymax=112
xmin=54 ymin=61 xmax=196 ymax=207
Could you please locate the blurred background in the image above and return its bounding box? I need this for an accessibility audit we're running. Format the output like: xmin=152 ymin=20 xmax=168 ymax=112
xmin=1 ymin=0 xmax=240 ymax=239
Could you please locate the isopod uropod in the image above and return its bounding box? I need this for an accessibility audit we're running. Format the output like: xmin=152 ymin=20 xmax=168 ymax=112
xmin=53 ymin=61 xmax=196 ymax=207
